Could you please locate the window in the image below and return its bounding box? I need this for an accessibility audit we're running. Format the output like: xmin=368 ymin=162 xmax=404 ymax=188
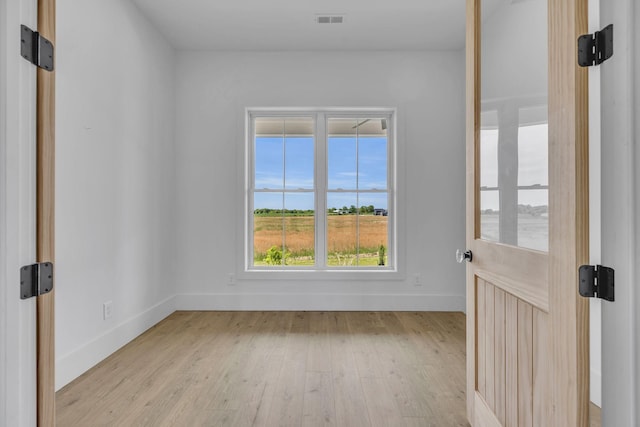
xmin=247 ymin=109 xmax=395 ymax=271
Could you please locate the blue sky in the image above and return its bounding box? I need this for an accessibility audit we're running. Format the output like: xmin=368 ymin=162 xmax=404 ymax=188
xmin=255 ymin=136 xmax=388 ymax=210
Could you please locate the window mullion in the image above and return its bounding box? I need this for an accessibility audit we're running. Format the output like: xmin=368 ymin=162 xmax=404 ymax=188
xmin=316 ymin=113 xmax=327 ymax=269
xmin=355 ymin=118 xmax=360 ymax=266
xmin=282 ymin=119 xmax=286 ymax=266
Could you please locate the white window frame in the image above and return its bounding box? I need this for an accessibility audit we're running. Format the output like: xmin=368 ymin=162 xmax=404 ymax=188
xmin=243 ymin=107 xmax=399 ymax=279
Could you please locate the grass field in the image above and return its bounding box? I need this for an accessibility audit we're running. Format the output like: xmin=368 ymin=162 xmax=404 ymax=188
xmin=254 ymin=214 xmax=388 ymax=266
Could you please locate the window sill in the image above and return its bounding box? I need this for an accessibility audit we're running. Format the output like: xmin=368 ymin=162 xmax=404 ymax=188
xmin=239 ymin=268 xmax=404 ymax=282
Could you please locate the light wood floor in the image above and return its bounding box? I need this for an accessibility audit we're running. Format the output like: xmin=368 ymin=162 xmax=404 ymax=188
xmin=56 ymin=311 xmax=601 ymax=427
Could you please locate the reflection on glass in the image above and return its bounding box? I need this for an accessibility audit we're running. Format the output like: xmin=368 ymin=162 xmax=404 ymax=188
xmin=517 ymin=120 xmax=548 ymax=251
xmin=480 ymin=114 xmax=500 ymax=242
xmin=480 ymin=0 xmax=548 ymax=252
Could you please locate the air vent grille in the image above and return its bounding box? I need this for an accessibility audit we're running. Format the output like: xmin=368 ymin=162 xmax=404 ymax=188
xmin=316 ymin=15 xmax=345 ymax=24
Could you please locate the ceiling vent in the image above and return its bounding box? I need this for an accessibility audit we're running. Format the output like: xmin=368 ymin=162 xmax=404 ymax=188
xmin=316 ymin=15 xmax=344 ymax=24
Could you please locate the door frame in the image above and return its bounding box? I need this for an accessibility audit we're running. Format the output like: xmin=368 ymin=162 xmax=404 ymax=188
xmin=600 ymin=0 xmax=640 ymax=424
xmin=465 ymin=0 xmax=591 ymax=424
xmin=36 ymin=0 xmax=56 ymax=424
xmin=1 ymin=0 xmax=38 ymax=425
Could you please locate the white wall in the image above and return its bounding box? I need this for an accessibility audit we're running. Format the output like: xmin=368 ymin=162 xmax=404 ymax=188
xmin=174 ymin=51 xmax=466 ymax=311
xmin=55 ymin=0 xmax=177 ymax=390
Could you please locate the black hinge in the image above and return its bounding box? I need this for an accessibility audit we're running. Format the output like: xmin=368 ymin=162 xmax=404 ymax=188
xmin=20 ymin=25 xmax=54 ymax=71
xmin=579 ymin=264 xmax=614 ymax=301
xmin=578 ymin=24 xmax=613 ymax=67
xmin=20 ymin=262 xmax=54 ymax=300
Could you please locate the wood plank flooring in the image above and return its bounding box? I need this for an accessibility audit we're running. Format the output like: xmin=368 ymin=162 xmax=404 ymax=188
xmin=56 ymin=311 xmax=601 ymax=427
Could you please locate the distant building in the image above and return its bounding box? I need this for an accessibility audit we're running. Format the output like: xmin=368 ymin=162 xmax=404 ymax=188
xmin=374 ymin=208 xmax=388 ymax=216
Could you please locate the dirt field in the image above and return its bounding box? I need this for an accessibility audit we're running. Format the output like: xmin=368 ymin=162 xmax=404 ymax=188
xmin=253 ymin=214 xmax=388 ymax=266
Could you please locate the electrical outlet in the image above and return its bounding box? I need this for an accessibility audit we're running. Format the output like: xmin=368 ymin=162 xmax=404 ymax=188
xmin=103 ymin=301 xmax=113 ymax=320
xmin=413 ymin=274 xmax=422 ymax=286
xmin=227 ymin=273 xmax=236 ymax=286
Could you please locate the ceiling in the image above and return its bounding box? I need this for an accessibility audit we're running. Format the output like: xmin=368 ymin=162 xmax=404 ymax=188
xmin=131 ymin=0 xmax=467 ymax=51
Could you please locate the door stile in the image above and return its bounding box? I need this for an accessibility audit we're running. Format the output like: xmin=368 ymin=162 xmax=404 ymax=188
xmin=547 ymin=0 xmax=590 ymax=425
xmin=36 ymin=0 xmax=55 ymax=424
xmin=465 ymin=0 xmax=480 ymax=422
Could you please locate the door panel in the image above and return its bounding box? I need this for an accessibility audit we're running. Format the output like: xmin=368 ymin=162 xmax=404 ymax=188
xmin=476 ymin=280 xmax=549 ymax=427
xmin=466 ymin=0 xmax=590 ymax=426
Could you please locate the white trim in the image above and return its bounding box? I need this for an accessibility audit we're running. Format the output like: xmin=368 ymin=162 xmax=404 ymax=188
xmin=175 ymin=293 xmax=465 ymax=312
xmin=591 ymin=368 xmax=602 ymax=409
xmin=0 ymin=1 xmax=8 ymax=421
xmin=245 ymin=107 xmax=398 ymax=273
xmin=1 ymin=0 xmax=37 ymax=425
xmin=600 ymin=0 xmax=638 ymax=424
xmin=55 ymin=296 xmax=176 ymax=391
xmin=587 ymin=0 xmax=602 ymax=408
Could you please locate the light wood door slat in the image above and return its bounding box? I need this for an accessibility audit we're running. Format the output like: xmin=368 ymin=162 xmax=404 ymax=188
xmin=494 ymin=288 xmax=506 ymax=424
xmin=533 ymin=308 xmax=550 ymax=427
xmin=517 ymin=300 xmax=534 ymax=427
xmin=505 ymin=293 xmax=519 ymax=427
xmin=476 ymin=279 xmax=486 ymax=397
xmin=485 ymin=284 xmax=495 ymax=410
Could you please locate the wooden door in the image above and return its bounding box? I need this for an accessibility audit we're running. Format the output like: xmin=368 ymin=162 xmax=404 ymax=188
xmin=36 ymin=0 xmax=56 ymax=424
xmin=465 ymin=0 xmax=589 ymax=426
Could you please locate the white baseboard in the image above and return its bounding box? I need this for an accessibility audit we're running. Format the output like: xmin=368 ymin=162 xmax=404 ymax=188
xmin=591 ymin=368 xmax=601 ymax=407
xmin=175 ymin=293 xmax=466 ymax=312
xmin=55 ymin=295 xmax=176 ymax=391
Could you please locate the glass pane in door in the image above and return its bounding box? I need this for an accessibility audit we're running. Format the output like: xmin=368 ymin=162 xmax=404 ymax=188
xmin=479 ymin=0 xmax=548 ymax=251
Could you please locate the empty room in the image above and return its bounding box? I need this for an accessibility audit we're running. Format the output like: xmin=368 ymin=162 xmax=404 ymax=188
xmin=2 ymin=0 xmax=639 ymax=426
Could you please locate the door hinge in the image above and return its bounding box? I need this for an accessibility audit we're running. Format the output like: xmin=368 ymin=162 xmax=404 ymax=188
xmin=20 ymin=262 xmax=54 ymax=300
xmin=20 ymin=25 xmax=54 ymax=71
xmin=579 ymin=264 xmax=614 ymax=302
xmin=578 ymin=24 xmax=613 ymax=67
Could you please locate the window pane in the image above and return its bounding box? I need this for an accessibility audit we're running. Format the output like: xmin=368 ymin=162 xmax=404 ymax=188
xmin=285 ymin=136 xmax=314 ymax=190
xmin=480 ymin=0 xmax=548 ymax=251
xmin=358 ymin=120 xmax=388 ymax=190
xmin=255 ymin=117 xmax=314 ymax=190
xmin=328 ymin=118 xmax=358 ymax=189
xmin=480 ymin=125 xmax=499 ymax=242
xmin=327 ymin=193 xmax=358 ymax=266
xmin=255 ymin=137 xmax=284 ymax=189
xmin=517 ymin=189 xmax=548 ymax=252
xmin=253 ymin=192 xmax=284 ymax=266
xmin=358 ymin=193 xmax=388 ymax=267
xmin=284 ymin=193 xmax=315 ymax=266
